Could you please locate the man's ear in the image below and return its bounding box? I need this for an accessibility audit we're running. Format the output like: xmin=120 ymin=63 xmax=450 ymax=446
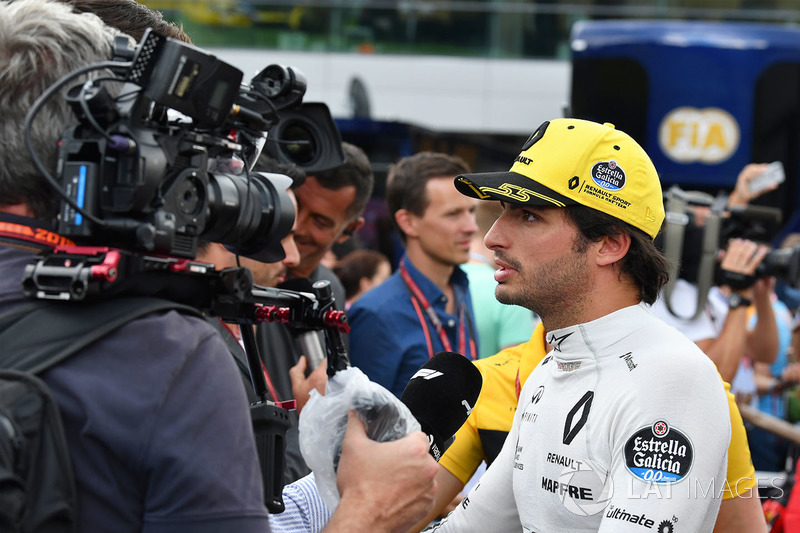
xmin=394 ymin=209 xmax=419 ymax=239
xmin=336 ymin=216 xmax=365 ymax=243
xmin=595 ymin=231 xmax=631 ymax=267
xmin=358 ymin=276 xmax=372 ymax=296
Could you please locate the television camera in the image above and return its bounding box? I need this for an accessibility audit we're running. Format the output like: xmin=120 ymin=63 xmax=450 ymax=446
xmin=658 ymin=186 xmax=800 ymax=319
xmin=24 ymin=28 xmax=344 ymax=260
xmin=21 ymin=29 xmax=351 ymax=513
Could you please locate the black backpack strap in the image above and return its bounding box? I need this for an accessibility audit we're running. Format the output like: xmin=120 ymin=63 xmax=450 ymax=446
xmin=0 ymin=297 xmax=202 ymax=374
xmin=205 ymin=316 xmax=262 ymax=405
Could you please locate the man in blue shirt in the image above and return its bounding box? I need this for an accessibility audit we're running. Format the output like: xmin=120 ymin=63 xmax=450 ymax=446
xmin=348 ymin=152 xmax=479 ymax=397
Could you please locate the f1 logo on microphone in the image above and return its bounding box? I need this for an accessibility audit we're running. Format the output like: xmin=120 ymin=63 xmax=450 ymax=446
xmin=411 ymin=369 xmax=444 ymax=380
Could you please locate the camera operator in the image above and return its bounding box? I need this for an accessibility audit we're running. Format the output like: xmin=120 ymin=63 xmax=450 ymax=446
xmin=652 ymin=167 xmax=779 ymax=384
xmin=253 ymin=142 xmax=374 ymax=483
xmin=0 ymin=3 xmax=268 ymax=529
xmin=650 ymin=166 xmax=782 ymax=533
xmin=0 ymin=2 xmax=437 ymax=531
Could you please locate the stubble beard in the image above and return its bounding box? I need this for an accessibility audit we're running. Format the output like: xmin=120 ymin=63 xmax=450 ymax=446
xmin=495 ymin=250 xmax=590 ymax=322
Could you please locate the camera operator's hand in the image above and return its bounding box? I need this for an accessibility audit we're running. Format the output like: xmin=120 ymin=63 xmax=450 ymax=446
xmin=289 ymin=355 xmax=328 ymax=415
xmin=752 ymin=276 xmax=776 ymax=303
xmin=729 ymin=163 xmax=771 ymax=207
xmin=718 ymin=238 xmax=770 ymax=298
xmin=782 ymin=362 xmax=799 ymax=385
xmin=324 ymin=410 xmax=438 ymax=533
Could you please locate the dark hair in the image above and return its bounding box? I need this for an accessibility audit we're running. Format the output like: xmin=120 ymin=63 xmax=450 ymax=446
xmin=564 ymin=205 xmax=670 ymax=305
xmin=312 ymin=142 xmax=374 ymax=220
xmin=61 ymin=0 xmax=191 ymax=43
xmin=333 ymin=249 xmax=389 ymax=300
xmin=385 ymin=152 xmax=471 ymax=240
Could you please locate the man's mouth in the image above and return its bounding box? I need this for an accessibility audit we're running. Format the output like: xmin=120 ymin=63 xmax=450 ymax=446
xmin=494 ymin=254 xmax=521 ymax=283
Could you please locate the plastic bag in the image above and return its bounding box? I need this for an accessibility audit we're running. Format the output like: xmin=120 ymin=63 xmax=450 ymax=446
xmin=298 ymin=366 xmax=420 ymax=511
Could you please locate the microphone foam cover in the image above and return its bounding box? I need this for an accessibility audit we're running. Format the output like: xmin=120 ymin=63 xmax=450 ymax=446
xmin=400 ymin=351 xmax=482 ymax=461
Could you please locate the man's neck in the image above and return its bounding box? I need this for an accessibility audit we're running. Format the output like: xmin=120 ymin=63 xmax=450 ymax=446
xmin=405 ymin=246 xmax=455 ymax=294
xmin=0 ymin=204 xmax=36 ymax=217
xmin=540 ymin=279 xmax=641 ymax=332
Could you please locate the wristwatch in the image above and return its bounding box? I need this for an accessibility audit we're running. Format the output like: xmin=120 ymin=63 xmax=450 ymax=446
xmin=727 ymin=292 xmax=752 ymax=310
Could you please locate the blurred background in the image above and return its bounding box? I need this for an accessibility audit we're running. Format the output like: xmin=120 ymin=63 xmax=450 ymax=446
xmin=143 ymin=0 xmax=800 ymax=237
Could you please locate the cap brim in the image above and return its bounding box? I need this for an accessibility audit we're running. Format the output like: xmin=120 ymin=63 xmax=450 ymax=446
xmin=455 ymin=171 xmax=577 ymax=208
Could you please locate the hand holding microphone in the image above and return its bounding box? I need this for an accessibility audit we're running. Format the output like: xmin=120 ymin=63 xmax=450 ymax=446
xmin=298 ymin=352 xmax=482 ymax=510
xmin=334 ymin=410 xmax=438 ymax=533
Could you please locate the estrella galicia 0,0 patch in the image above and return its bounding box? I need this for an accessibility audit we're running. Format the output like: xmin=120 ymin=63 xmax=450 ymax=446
xmin=624 ymin=420 xmax=694 ymax=484
xmin=591 ymin=160 xmax=626 ymax=191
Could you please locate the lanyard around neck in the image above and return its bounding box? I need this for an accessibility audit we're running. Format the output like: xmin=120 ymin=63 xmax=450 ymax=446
xmin=399 ymin=258 xmax=475 ymax=360
xmin=0 ymin=215 xmax=75 ymax=250
xmin=217 ymin=318 xmax=282 ymax=402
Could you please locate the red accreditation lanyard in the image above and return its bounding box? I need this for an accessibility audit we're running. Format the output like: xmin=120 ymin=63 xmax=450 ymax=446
xmin=217 ymin=318 xmax=281 ymax=402
xmin=398 ymin=258 xmax=476 ymax=360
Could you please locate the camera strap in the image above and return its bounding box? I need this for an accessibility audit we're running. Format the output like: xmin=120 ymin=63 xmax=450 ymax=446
xmin=0 ymin=296 xmax=202 ymax=375
xmin=0 ymin=213 xmax=75 ymax=251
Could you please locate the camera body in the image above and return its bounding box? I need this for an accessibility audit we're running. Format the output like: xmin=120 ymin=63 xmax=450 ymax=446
xmin=45 ymin=30 xmax=344 ymax=260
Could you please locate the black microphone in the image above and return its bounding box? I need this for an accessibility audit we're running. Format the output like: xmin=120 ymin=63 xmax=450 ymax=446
xmin=400 ymin=351 xmax=483 ymax=461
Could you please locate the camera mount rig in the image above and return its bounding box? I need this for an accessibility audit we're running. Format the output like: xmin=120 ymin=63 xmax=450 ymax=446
xmin=22 ymin=246 xmax=351 ymax=513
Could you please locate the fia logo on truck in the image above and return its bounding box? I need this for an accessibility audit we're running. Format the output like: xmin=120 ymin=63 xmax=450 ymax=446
xmin=659 ymin=106 xmax=739 ymax=164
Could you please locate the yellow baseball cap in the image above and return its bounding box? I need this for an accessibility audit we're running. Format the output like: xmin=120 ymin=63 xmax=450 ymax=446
xmin=455 ymin=119 xmax=665 ymax=240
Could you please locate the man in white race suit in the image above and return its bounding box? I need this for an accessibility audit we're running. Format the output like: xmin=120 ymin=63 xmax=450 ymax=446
xmin=428 ymin=118 xmax=730 ymax=532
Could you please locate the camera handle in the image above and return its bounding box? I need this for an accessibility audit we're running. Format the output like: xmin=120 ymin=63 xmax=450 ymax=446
xmin=662 ymin=188 xmax=722 ymax=320
xmin=239 ymin=324 xmax=292 ymax=513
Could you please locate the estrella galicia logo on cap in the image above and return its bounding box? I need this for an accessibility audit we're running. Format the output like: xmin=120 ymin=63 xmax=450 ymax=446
xmin=591 ymin=161 xmax=626 ymax=191
xmin=624 ymin=420 xmax=693 ymax=484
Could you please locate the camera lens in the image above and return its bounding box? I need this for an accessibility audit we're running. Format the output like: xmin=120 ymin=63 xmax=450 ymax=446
xmin=203 ymin=172 xmax=295 ymax=263
xmin=755 ymin=244 xmax=800 ymax=288
xmin=280 ymin=121 xmax=317 ymax=165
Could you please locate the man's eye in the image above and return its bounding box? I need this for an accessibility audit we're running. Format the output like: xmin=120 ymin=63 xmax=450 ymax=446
xmin=522 ymin=211 xmax=538 ymax=222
